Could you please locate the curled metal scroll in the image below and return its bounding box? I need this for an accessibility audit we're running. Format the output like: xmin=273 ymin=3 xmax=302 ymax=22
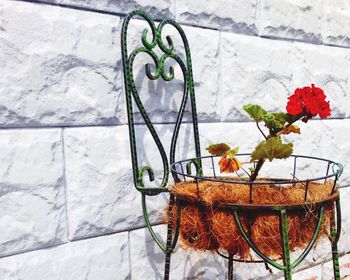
xmin=185 ymin=159 xmax=202 ymax=177
xmin=121 ymin=9 xmax=202 ymax=192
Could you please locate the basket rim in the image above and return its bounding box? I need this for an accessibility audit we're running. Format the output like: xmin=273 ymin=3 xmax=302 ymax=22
xmin=171 ymin=153 xmax=343 ymax=185
xmin=174 ymin=189 xmax=339 ymax=210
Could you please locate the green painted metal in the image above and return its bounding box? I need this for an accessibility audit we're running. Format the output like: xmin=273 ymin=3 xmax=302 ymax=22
xmin=164 ymin=196 xmax=181 ymax=280
xmin=331 ymin=199 xmax=342 ymax=280
xmin=121 ymin=9 xmax=203 ymax=279
xmin=234 ymin=206 xmax=326 ymax=278
xmin=333 ymin=163 xmax=344 ymax=181
xmin=280 ymin=209 xmax=292 ymax=280
xmin=233 ymin=210 xmax=286 ymax=270
xmin=121 ymin=9 xmax=202 ymax=193
xmin=228 ymin=255 xmax=234 ymax=280
xmin=141 ymin=194 xmax=167 ymax=252
xmin=290 ymin=206 xmax=324 ymax=269
xmin=331 ymin=230 xmax=340 ymax=280
xmin=170 ymin=200 xmax=182 ymax=250
xmin=186 ymin=159 xmax=202 ymax=176
xmin=164 ymin=194 xmax=175 ymax=280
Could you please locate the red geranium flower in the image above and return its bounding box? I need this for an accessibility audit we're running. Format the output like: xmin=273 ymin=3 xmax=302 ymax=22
xmin=286 ymin=84 xmax=331 ymax=119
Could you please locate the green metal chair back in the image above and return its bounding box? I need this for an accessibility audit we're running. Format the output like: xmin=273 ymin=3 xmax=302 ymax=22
xmin=121 ymin=10 xmax=202 ymax=195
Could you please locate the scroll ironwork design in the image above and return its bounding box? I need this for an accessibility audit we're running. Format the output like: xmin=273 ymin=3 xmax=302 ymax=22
xmin=121 ymin=10 xmax=202 ymax=195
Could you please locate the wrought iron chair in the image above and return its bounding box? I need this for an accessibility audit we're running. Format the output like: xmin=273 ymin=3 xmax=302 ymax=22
xmin=121 ymin=9 xmax=202 ymax=280
xmin=121 ymin=9 xmax=343 ymax=280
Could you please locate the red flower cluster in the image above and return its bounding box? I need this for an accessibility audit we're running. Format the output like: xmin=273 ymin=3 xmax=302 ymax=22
xmin=286 ymin=84 xmax=331 ymax=119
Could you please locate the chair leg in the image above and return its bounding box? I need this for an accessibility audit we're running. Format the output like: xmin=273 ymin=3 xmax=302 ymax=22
xmin=331 ymin=239 xmax=340 ymax=280
xmin=228 ymin=254 xmax=233 ymax=280
xmin=164 ymin=249 xmax=172 ymax=280
xmin=164 ymin=195 xmax=175 ymax=280
xmin=331 ymin=200 xmax=341 ymax=280
xmin=280 ymin=210 xmax=292 ymax=280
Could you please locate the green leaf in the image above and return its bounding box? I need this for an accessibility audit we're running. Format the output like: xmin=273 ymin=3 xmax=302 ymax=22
xmin=272 ymin=112 xmax=288 ymax=123
xmin=243 ymin=104 xmax=267 ymax=122
xmin=251 ymin=137 xmax=293 ymax=162
xmin=262 ymin=112 xmax=288 ymax=132
xmin=206 ymin=143 xmax=231 ymax=156
xmin=226 ymin=147 xmax=240 ymax=159
xmin=248 ymin=167 xmax=256 ymax=172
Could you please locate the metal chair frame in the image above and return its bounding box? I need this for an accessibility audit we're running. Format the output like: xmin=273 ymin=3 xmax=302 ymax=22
xmin=121 ymin=9 xmax=343 ymax=280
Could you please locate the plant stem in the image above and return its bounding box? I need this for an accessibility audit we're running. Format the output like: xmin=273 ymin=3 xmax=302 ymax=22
xmin=240 ymin=166 xmax=251 ymax=177
xmin=250 ymin=114 xmax=303 ymax=182
xmin=250 ymin=159 xmax=265 ymax=182
xmin=256 ymin=122 xmax=268 ymax=140
xmin=235 ymin=171 xmax=243 ymax=180
xmin=277 ymin=114 xmax=304 ymax=135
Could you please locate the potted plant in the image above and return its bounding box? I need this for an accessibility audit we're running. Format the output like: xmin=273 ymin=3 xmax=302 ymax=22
xmin=169 ymin=84 xmax=343 ymax=279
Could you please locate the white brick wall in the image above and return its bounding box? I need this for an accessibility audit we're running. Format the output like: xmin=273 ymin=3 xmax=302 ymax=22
xmin=0 ymin=0 xmax=349 ymax=279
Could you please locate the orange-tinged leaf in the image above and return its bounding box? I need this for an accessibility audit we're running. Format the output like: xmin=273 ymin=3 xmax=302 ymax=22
xmin=206 ymin=143 xmax=230 ymax=156
xmin=289 ymin=125 xmax=301 ymax=134
xmin=280 ymin=125 xmax=301 ymax=135
xmin=218 ymin=155 xmax=242 ymax=173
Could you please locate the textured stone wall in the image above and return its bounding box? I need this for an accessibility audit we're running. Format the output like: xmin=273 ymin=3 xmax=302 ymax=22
xmin=0 ymin=0 xmax=350 ymax=279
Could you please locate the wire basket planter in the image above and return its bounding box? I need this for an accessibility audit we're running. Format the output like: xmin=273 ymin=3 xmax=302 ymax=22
xmin=170 ymin=154 xmax=344 ymax=279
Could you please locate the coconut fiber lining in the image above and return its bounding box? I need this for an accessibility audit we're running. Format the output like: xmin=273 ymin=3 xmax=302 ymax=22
xmin=168 ymin=179 xmax=335 ymax=259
